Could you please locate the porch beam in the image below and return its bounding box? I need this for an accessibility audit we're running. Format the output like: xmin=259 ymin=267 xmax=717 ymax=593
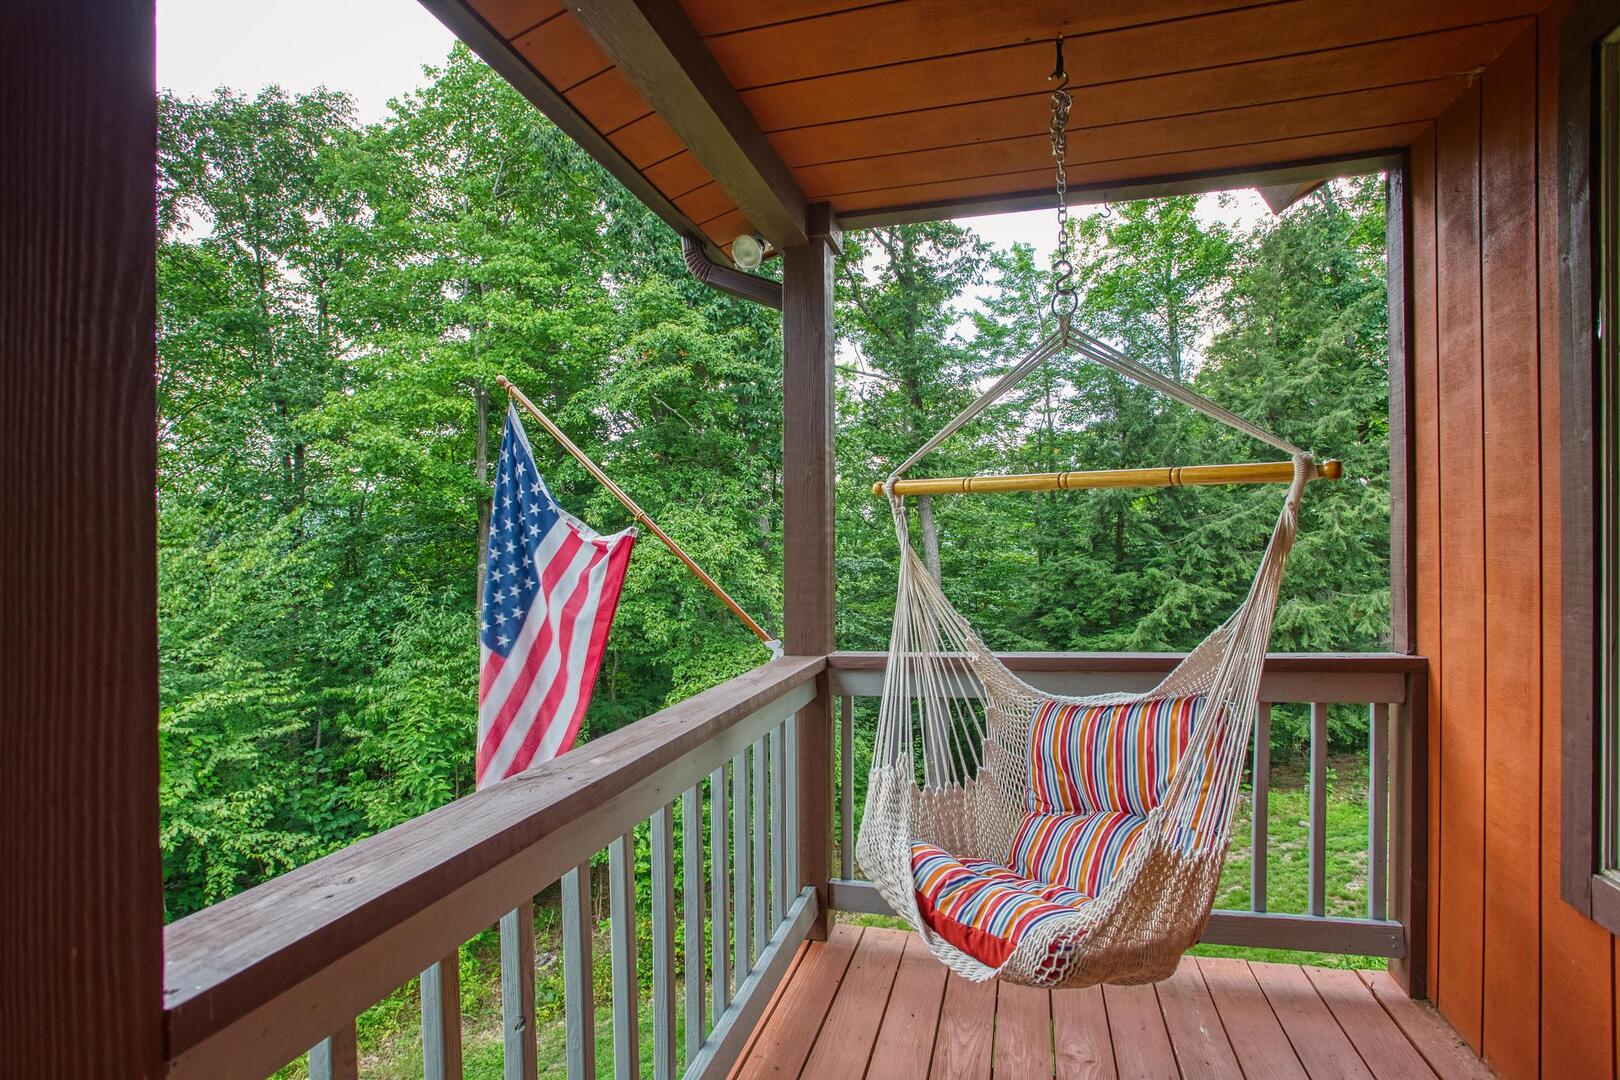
xmin=562 ymin=0 xmax=808 ymax=250
xmin=837 ymin=151 xmax=1403 ymax=230
xmin=783 ymin=205 xmax=840 ymax=937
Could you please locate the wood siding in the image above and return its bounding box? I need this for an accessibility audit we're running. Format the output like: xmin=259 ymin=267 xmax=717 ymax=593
xmin=1412 ymin=10 xmax=1618 ymax=1078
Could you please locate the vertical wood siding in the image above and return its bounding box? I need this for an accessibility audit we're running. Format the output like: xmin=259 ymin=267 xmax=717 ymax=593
xmin=1414 ymin=11 xmax=1617 ymax=1078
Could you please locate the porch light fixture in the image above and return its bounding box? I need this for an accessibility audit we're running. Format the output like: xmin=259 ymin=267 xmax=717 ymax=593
xmin=730 ymin=232 xmax=766 ymax=269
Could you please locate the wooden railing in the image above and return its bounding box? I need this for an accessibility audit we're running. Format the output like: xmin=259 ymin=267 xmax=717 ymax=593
xmin=824 ymin=652 xmax=1428 ymax=974
xmin=161 ymin=656 xmax=824 ymax=1079
xmin=160 ymin=649 xmax=1426 ymax=1079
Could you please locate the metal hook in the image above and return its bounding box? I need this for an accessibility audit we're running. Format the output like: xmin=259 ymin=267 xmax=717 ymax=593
xmin=1048 ymin=36 xmax=1067 ymax=89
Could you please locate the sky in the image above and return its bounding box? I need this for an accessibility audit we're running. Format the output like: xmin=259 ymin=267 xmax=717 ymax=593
xmin=157 ymin=0 xmax=1279 ymax=273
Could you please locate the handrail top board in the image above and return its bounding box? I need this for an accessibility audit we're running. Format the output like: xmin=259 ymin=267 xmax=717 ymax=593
xmin=827 ymin=650 xmax=1428 ymax=674
xmin=162 ymin=654 xmax=824 ymax=1055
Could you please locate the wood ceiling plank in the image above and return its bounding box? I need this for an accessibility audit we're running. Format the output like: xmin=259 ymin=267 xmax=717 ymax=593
xmin=681 ymin=0 xmax=883 ymax=38
xmin=474 ymin=0 xmax=562 ymax=39
xmin=765 ymin=22 xmax=1522 ymax=169
xmin=605 ymin=111 xmax=686 ymax=169
xmin=563 ymin=0 xmax=807 ymax=248
xmin=567 ymin=68 xmax=651 ymax=136
xmin=509 ymin=11 xmax=612 ymax=92
xmin=700 ymin=207 xmax=751 ymax=248
xmin=795 ymin=81 xmax=1460 ymax=199
xmin=673 ymin=179 xmax=733 ymax=224
xmin=707 ymin=0 xmax=1275 ymax=91
xmin=823 ymin=122 xmax=1429 ymax=218
xmin=643 ymin=150 xmax=712 ymax=200
xmin=735 ymin=1 xmax=1541 ymax=132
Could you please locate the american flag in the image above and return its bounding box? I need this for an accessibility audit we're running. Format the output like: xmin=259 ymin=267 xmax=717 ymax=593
xmin=477 ymin=406 xmax=636 ymax=788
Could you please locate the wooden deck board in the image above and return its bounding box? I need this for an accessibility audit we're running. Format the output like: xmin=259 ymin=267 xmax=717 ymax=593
xmin=1102 ymin=982 xmax=1179 ymax=1079
xmin=732 ymin=925 xmax=1493 ymax=1079
xmin=929 ymin=971 xmax=996 ymax=1077
xmin=1248 ymin=961 xmax=1375 ymax=1080
xmin=992 ymin=981 xmax=1052 ymax=1077
xmin=866 ymin=935 xmax=948 ymax=1080
xmin=1052 ymin=985 xmax=1115 ymax=1080
xmin=1197 ymin=956 xmax=1310 ymax=1080
xmin=1306 ymin=966 xmax=1438 ymax=1079
xmin=733 ymin=923 xmax=860 ymax=1078
xmin=801 ymin=927 xmax=905 ymax=1074
xmin=1156 ymin=957 xmax=1243 ymax=1080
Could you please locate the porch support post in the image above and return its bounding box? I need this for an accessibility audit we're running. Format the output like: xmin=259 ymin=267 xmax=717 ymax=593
xmin=783 ymin=204 xmax=840 ymax=939
xmin=2 ymin=2 xmax=163 ymax=1076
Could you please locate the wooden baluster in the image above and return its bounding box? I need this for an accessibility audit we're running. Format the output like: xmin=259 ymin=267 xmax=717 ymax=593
xmin=1251 ymin=702 xmax=1271 ymax=913
xmin=308 ymin=1022 xmax=358 ymax=1080
xmin=1309 ymin=702 xmax=1329 ymax=917
xmin=561 ymin=864 xmax=596 ymax=1080
xmin=709 ymin=765 xmax=730 ymax=1018
xmin=682 ymin=784 xmax=706 ymax=1065
xmin=732 ymin=749 xmax=750 ymax=978
xmin=786 ymin=714 xmax=800 ymax=902
xmin=420 ymin=953 xmax=463 ymax=1080
xmin=752 ymin=737 xmax=768 ymax=960
xmin=609 ymin=833 xmax=640 ymax=1080
xmin=840 ymin=695 xmax=854 ymax=881
xmin=500 ymin=902 xmax=538 ymax=1080
xmin=651 ymin=805 xmax=678 ymax=1079
xmin=769 ymin=727 xmax=786 ymax=927
xmin=1368 ymin=703 xmax=1390 ymax=920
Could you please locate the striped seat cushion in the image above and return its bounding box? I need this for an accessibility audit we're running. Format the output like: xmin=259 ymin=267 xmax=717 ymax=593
xmin=1006 ymin=810 xmax=1150 ymax=896
xmin=1027 ymin=696 xmax=1204 ymax=816
xmin=910 ymin=842 xmax=1092 ymax=968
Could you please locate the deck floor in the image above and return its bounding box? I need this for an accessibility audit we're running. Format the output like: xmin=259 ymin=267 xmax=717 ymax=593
xmin=732 ymin=925 xmax=1492 ymax=1079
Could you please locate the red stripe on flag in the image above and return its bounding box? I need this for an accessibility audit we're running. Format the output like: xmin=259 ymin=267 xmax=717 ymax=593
xmin=503 ymin=543 xmax=610 ymax=777
xmin=548 ymin=534 xmax=637 ymax=761
xmin=476 ymin=530 xmax=585 ymax=780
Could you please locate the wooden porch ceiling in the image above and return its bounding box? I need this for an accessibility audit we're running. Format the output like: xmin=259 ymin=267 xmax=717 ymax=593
xmin=425 ymin=0 xmax=1544 ymax=260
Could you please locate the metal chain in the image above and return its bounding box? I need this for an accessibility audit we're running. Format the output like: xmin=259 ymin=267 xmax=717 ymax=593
xmin=1048 ymin=39 xmax=1077 ymax=321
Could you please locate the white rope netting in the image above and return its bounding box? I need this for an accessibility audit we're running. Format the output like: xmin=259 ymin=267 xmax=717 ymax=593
xmin=856 ymin=320 xmax=1318 ymax=988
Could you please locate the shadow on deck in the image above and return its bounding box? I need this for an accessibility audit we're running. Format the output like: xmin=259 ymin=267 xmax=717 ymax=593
xmin=731 ymin=925 xmax=1491 ymax=1079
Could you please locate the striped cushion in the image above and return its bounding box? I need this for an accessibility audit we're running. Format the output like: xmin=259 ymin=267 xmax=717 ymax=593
xmin=1027 ymin=696 xmax=1204 ymax=816
xmin=910 ymin=842 xmax=1091 ymax=968
xmin=1007 ymin=810 xmax=1149 ymax=896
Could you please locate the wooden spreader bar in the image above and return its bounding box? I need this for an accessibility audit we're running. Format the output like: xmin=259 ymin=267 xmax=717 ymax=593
xmin=873 ymin=458 xmax=1342 ymax=497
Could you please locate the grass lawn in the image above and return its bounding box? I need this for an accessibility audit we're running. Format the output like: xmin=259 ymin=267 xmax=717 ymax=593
xmin=276 ymin=752 xmax=1379 ymax=1077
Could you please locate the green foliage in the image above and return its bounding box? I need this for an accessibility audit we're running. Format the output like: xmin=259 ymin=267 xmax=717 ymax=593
xmin=157 ymin=46 xmax=1391 ymax=923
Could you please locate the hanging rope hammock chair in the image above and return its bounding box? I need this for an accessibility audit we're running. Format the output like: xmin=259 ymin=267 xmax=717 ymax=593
xmin=854 ymin=42 xmax=1333 ymax=990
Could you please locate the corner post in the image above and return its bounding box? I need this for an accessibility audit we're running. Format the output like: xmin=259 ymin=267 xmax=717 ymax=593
xmin=2 ymin=1 xmax=164 ymax=1075
xmin=782 ymin=204 xmax=840 ymax=938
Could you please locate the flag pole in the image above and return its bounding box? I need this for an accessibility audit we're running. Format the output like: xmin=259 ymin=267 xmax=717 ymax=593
xmin=495 ymin=375 xmax=780 ymax=653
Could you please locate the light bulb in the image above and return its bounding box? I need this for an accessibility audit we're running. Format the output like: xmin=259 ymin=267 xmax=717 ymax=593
xmin=731 ymin=233 xmax=765 ymax=270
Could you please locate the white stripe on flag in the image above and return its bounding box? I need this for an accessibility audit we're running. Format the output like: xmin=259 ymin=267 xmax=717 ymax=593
xmin=480 ymin=540 xmax=601 ymax=782
xmin=476 ymin=523 xmax=574 ymax=753
xmin=527 ymin=544 xmax=616 ymax=765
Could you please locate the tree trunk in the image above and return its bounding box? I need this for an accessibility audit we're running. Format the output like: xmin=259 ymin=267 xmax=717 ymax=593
xmin=916 ymin=494 xmax=942 ymax=583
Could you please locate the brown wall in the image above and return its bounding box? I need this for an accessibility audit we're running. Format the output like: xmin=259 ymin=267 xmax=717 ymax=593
xmin=1411 ymin=8 xmax=1617 ymax=1078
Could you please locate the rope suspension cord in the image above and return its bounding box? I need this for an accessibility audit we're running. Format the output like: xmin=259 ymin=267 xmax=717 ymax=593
xmin=496 ymin=375 xmax=781 ymax=655
xmin=856 ymin=36 xmax=1329 ymax=992
xmin=882 ymin=38 xmax=1319 ymax=499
